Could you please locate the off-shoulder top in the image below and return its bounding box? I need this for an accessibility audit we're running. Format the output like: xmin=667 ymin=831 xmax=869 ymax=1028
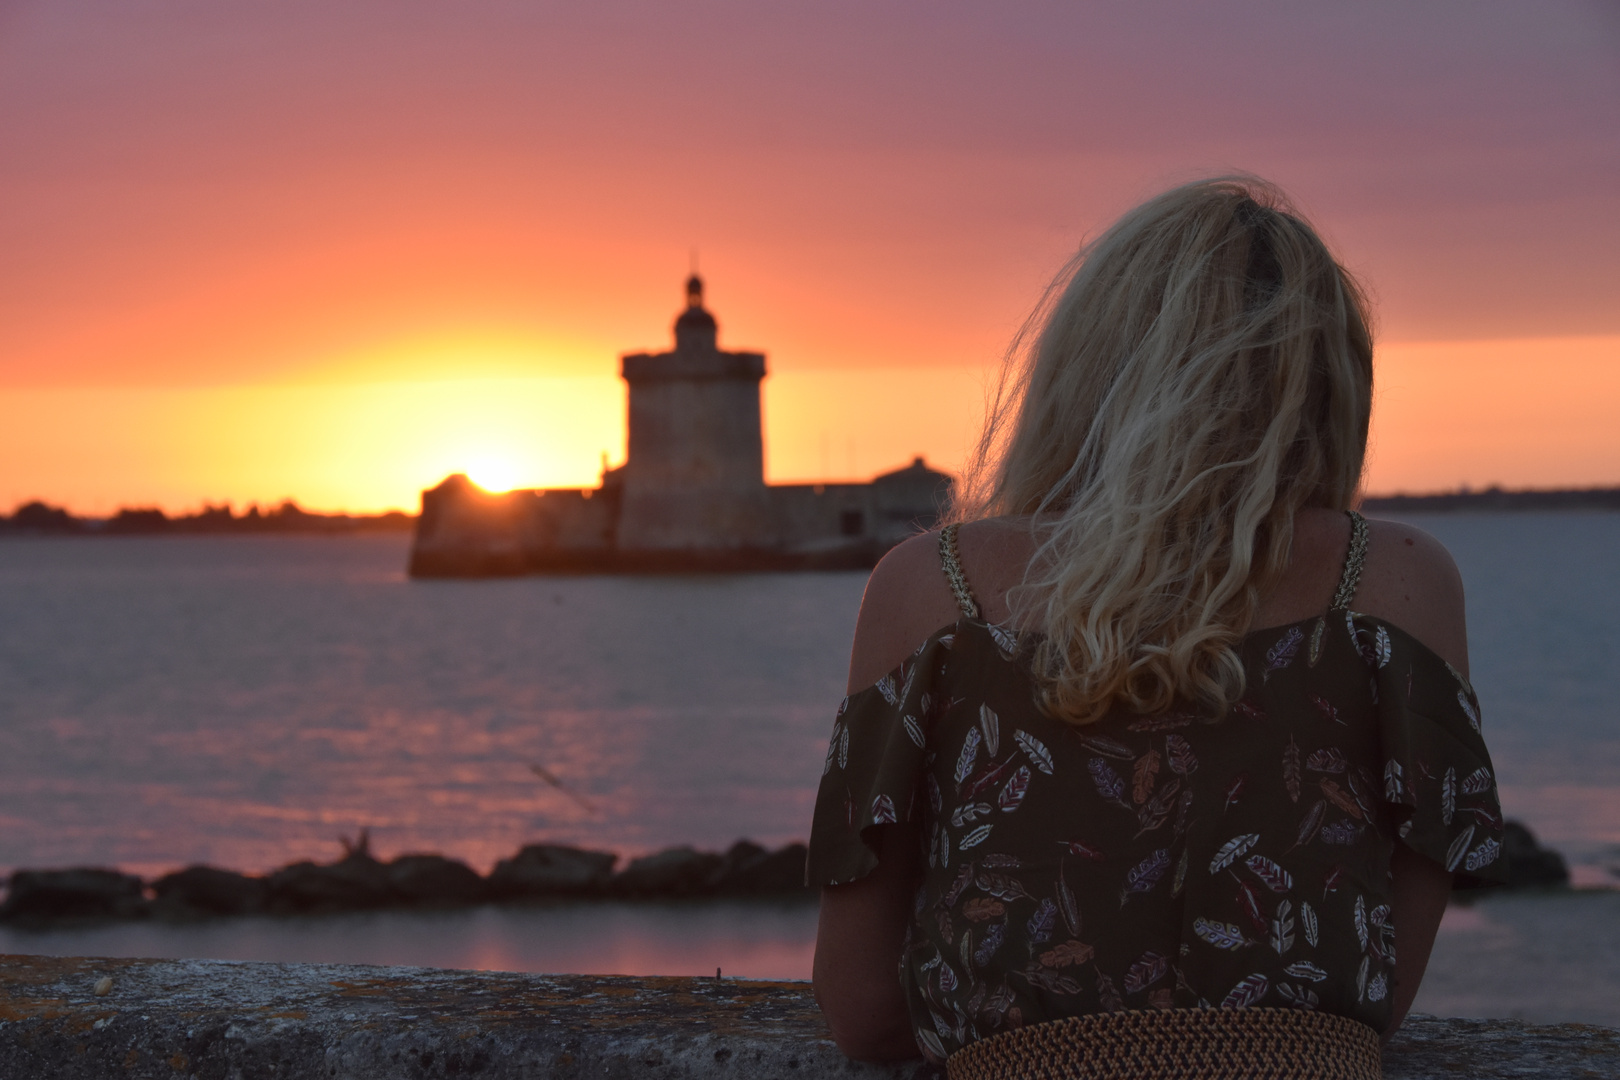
xmin=807 ymin=512 xmax=1505 ymax=1063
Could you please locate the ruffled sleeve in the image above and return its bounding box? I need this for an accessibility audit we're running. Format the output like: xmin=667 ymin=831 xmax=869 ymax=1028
xmin=806 ymin=627 xmax=956 ymax=886
xmin=1358 ymin=614 xmax=1508 ymax=887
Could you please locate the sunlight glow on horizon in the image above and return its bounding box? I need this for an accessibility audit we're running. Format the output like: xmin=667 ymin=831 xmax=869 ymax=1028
xmin=1 ymin=335 xmax=1615 ymax=517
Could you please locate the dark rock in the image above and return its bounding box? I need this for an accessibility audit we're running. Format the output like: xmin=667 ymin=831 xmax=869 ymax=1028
xmin=150 ymin=865 xmax=270 ymax=917
xmin=488 ymin=845 xmax=617 ymax=898
xmin=611 ymin=846 xmax=725 ymax=897
xmin=386 ymin=854 xmax=488 ymax=906
xmin=709 ymin=841 xmax=811 ymax=895
xmin=1454 ymin=820 xmax=1571 ymax=896
xmin=1499 ymin=820 xmax=1569 ymax=889
xmin=707 ymin=840 xmax=768 ymax=890
xmin=265 ymin=853 xmax=395 ymax=912
xmin=0 ymin=868 xmax=147 ymax=922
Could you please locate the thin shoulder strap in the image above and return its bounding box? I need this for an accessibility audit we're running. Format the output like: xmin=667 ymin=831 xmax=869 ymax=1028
xmin=937 ymin=524 xmax=982 ymax=620
xmin=1331 ymin=510 xmax=1370 ymax=611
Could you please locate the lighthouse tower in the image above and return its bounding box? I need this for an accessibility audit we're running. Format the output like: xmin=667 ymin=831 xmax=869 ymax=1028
xmin=614 ymin=275 xmax=773 ymax=551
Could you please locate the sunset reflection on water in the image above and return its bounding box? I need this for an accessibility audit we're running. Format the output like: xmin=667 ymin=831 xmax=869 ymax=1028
xmin=0 ymin=534 xmax=864 ymax=879
xmin=0 ymin=902 xmax=819 ymax=981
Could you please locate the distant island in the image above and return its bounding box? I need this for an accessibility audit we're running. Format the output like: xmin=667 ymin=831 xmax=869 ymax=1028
xmin=1359 ymin=485 xmax=1620 ymax=514
xmin=0 ymin=499 xmax=414 ymax=536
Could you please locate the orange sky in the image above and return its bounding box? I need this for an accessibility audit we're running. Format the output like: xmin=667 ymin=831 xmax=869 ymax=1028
xmin=2 ymin=2 xmax=1617 ymax=514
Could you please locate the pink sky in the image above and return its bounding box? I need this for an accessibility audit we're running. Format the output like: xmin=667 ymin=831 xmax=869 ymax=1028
xmin=2 ymin=1 xmax=1616 ymax=512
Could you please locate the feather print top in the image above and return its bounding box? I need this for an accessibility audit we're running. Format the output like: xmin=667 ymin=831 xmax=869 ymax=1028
xmin=807 ymin=521 xmax=1504 ymax=1063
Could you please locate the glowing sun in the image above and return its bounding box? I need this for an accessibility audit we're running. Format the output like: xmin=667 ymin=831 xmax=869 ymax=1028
xmin=464 ymin=456 xmax=521 ymax=494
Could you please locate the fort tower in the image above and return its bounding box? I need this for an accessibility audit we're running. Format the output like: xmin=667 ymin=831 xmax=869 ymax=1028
xmin=614 ymin=276 xmax=772 ymax=550
xmin=407 ymin=274 xmax=950 ymax=575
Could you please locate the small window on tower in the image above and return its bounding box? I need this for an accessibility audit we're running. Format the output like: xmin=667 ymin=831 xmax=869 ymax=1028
xmin=839 ymin=510 xmax=864 ymax=536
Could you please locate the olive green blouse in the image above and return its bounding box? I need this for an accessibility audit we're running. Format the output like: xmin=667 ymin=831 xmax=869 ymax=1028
xmin=807 ymin=515 xmax=1504 ymax=1063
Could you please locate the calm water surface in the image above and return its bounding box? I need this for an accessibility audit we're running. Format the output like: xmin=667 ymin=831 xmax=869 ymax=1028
xmin=0 ymin=535 xmax=863 ymax=877
xmin=2 ymin=512 xmax=1615 ymax=878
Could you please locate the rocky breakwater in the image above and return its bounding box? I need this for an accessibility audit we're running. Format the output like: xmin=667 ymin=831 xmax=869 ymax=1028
xmin=0 ymin=839 xmax=810 ymax=926
xmin=0 ymin=820 xmax=1574 ymax=926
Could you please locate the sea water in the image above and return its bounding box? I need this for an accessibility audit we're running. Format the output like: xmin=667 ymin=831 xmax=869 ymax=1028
xmin=1 ymin=512 xmax=1617 ymax=1024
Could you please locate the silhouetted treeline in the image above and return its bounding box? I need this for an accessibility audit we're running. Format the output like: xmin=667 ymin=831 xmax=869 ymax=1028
xmin=0 ymin=499 xmax=415 ymax=536
xmin=1361 ymin=485 xmax=1620 ymax=514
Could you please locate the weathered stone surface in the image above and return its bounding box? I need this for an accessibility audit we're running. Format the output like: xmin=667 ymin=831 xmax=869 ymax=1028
xmin=1382 ymin=1015 xmax=1620 ymax=1079
xmin=386 ymin=854 xmax=489 ymax=906
xmin=0 ymin=954 xmax=1613 ymax=1079
xmin=0 ymin=954 xmax=919 ymax=1080
xmin=0 ymin=869 xmax=147 ymax=923
xmin=487 ymin=844 xmax=618 ymax=898
xmin=150 ymin=865 xmax=270 ymax=918
xmin=613 ymin=846 xmax=726 ymax=897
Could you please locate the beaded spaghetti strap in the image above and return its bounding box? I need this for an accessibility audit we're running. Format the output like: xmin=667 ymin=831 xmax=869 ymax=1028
xmin=938 ymin=524 xmax=981 ymax=620
xmin=1330 ymin=510 xmax=1370 ymax=611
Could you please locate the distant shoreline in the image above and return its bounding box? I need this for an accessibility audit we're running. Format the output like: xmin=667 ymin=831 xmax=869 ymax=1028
xmin=0 ymin=499 xmax=414 ymax=536
xmin=3 ymin=485 xmax=1617 ymax=537
xmin=1359 ymin=485 xmax=1620 ymax=514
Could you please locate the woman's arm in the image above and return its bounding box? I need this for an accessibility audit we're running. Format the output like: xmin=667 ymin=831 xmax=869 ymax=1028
xmin=813 ymin=823 xmax=923 ymax=1061
xmin=814 ymin=534 xmax=956 ymax=1061
xmin=1385 ymin=843 xmax=1451 ymax=1040
xmin=1359 ymin=517 xmax=1468 ymax=1040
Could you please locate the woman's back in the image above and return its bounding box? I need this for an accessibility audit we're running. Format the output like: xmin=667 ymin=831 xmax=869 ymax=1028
xmin=810 ymin=510 xmax=1503 ymax=1063
xmin=843 ymin=510 xmax=1468 ymax=690
xmin=809 ymin=179 xmax=1505 ymax=1072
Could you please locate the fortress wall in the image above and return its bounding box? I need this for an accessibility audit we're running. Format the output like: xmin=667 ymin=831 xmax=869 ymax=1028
xmin=767 ymin=483 xmax=874 ymax=548
xmin=615 ymin=485 xmax=775 ymax=552
xmin=410 ymin=482 xmax=621 ymax=575
xmin=409 ymin=480 xmax=534 ymax=576
xmin=1 ymin=954 xmax=1613 ymax=1079
xmin=866 ymin=464 xmax=952 ymax=544
xmin=523 ymin=488 xmax=618 ymax=552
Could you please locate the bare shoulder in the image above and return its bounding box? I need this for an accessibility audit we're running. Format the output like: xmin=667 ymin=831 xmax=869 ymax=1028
xmin=846 ymin=530 xmax=961 ymax=694
xmin=949 ymin=516 xmax=1042 ymax=625
xmin=1354 ymin=516 xmax=1469 ymax=677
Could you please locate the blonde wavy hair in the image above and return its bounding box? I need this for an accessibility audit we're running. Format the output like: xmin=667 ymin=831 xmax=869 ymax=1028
xmin=952 ymin=177 xmax=1373 ymax=726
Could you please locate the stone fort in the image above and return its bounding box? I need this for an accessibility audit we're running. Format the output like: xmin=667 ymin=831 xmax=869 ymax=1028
xmin=408 ymin=276 xmax=951 ymax=575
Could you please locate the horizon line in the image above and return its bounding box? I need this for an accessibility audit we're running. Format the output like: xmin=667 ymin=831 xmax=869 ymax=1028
xmin=7 ymin=480 xmax=1620 ymax=524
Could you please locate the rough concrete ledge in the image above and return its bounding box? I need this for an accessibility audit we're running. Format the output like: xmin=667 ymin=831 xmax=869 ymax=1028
xmin=1 ymin=955 xmax=1615 ymax=1079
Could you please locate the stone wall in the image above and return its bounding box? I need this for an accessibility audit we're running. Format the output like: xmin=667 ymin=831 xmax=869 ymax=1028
xmin=769 ymin=460 xmax=953 ymax=553
xmin=1 ymin=954 xmax=1614 ymax=1079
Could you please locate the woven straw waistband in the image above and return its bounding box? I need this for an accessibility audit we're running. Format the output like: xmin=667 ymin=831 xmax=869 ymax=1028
xmin=945 ymin=1008 xmax=1381 ymax=1080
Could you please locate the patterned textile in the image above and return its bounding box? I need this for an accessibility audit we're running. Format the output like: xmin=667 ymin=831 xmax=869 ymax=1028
xmin=808 ymin=608 xmax=1503 ymax=1063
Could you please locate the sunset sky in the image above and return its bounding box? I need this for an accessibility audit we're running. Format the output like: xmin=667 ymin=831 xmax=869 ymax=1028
xmin=2 ymin=1 xmax=1617 ymax=514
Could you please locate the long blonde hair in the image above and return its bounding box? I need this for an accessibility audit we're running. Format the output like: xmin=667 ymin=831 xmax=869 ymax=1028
xmin=952 ymin=177 xmax=1373 ymax=725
